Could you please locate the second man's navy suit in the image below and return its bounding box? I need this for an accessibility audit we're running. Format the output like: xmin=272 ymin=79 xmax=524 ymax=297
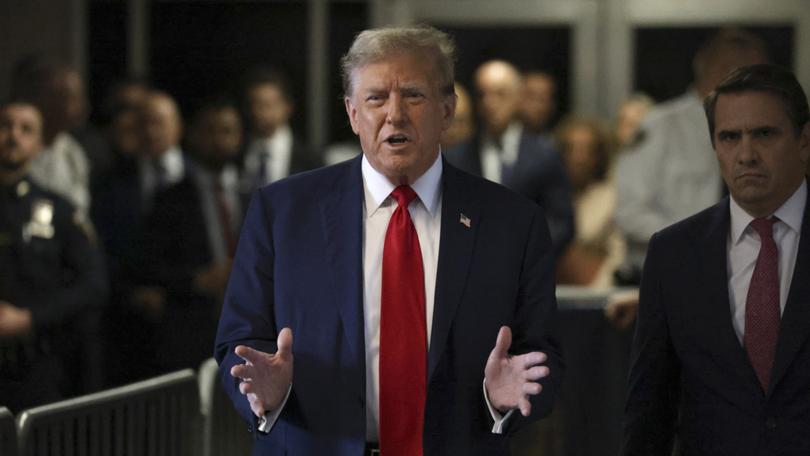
xmin=623 ymin=189 xmax=810 ymax=455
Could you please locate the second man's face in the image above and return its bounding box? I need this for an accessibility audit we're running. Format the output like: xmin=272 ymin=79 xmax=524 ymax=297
xmin=713 ymin=90 xmax=810 ymax=217
xmin=345 ymin=51 xmax=455 ymax=184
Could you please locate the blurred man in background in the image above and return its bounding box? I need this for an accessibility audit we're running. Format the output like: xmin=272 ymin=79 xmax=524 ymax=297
xmin=446 ymin=59 xmax=574 ymax=258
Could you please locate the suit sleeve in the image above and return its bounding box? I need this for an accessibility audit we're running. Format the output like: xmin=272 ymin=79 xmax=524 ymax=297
xmin=536 ymin=147 xmax=575 ymax=259
xmin=505 ymin=204 xmax=565 ymax=433
xmin=621 ymin=232 xmax=680 ymax=455
xmin=214 ymin=190 xmax=282 ymax=429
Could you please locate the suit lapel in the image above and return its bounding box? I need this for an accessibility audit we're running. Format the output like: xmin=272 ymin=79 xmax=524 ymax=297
xmin=319 ymin=157 xmax=366 ymax=366
xmin=769 ymin=194 xmax=810 ymax=393
xmin=428 ymin=162 xmax=479 ymax=380
xmin=696 ymin=200 xmax=762 ymax=391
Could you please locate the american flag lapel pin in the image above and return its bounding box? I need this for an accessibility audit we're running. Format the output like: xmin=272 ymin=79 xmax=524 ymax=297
xmin=459 ymin=213 xmax=471 ymax=228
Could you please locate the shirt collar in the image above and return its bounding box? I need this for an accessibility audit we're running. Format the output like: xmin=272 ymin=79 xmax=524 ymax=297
xmin=265 ymin=124 xmax=292 ymax=152
xmin=361 ymin=151 xmax=443 ymax=216
xmin=730 ymin=179 xmax=807 ymax=244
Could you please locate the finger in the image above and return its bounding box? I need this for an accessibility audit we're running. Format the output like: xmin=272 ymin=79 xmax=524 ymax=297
xmin=521 ymin=351 xmax=547 ymax=368
xmin=235 ymin=345 xmax=267 ymax=365
xmin=522 ymin=382 xmax=542 ymax=396
xmin=231 ymin=363 xmax=254 ymax=380
xmin=239 ymin=380 xmax=253 ymax=395
xmin=518 ymin=397 xmax=532 ymax=417
xmin=247 ymin=393 xmax=265 ymax=417
xmin=276 ymin=328 xmax=294 ymax=358
xmin=489 ymin=326 xmax=512 ymax=361
xmin=524 ymin=365 xmax=550 ymax=381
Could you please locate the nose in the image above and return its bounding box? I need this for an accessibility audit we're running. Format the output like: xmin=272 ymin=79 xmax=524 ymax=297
xmin=386 ymin=93 xmax=406 ymax=126
xmin=737 ymin=134 xmax=758 ymax=165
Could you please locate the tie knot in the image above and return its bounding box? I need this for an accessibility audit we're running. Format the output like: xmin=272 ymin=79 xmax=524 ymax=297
xmin=391 ymin=185 xmax=417 ymax=208
xmin=750 ymin=217 xmax=776 ymax=239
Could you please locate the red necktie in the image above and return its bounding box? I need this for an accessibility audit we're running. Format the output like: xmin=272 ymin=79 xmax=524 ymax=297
xmin=213 ymin=181 xmax=237 ymax=257
xmin=744 ymin=217 xmax=780 ymax=391
xmin=379 ymin=185 xmax=426 ymax=456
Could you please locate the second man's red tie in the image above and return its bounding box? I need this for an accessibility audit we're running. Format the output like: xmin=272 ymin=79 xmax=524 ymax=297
xmin=745 ymin=217 xmax=780 ymax=392
xmin=379 ymin=185 xmax=426 ymax=456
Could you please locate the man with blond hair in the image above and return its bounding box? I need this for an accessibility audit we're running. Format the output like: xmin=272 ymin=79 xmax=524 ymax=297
xmin=216 ymin=26 xmax=562 ymax=455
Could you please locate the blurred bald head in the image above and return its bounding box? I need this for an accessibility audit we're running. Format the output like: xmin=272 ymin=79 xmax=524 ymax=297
xmin=140 ymin=91 xmax=183 ymax=159
xmin=475 ymin=60 xmax=524 ymax=136
xmin=693 ymin=28 xmax=769 ymax=98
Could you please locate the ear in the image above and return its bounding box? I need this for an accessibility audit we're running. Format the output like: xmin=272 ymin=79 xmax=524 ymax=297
xmin=344 ymin=96 xmax=359 ymax=135
xmin=799 ymin=122 xmax=810 ymax=165
xmin=440 ymin=93 xmax=457 ymax=132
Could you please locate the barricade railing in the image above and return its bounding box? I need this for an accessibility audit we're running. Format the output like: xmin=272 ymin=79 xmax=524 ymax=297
xmin=198 ymin=358 xmax=252 ymax=456
xmin=16 ymin=369 xmax=200 ymax=456
xmin=1 ymin=407 xmax=17 ymax=456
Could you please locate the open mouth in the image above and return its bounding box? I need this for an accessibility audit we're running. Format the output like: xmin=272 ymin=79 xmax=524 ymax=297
xmin=385 ymin=134 xmax=409 ymax=145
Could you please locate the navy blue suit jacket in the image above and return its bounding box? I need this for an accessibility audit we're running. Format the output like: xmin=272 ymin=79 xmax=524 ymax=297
xmin=623 ymin=190 xmax=810 ymax=456
xmin=215 ymin=156 xmax=563 ymax=455
xmin=444 ymin=131 xmax=574 ymax=259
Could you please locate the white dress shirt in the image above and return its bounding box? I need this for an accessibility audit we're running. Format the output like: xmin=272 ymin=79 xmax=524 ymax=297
xmin=480 ymin=122 xmax=522 ymax=184
xmin=727 ymin=180 xmax=806 ymax=343
xmin=242 ymin=125 xmax=293 ymax=189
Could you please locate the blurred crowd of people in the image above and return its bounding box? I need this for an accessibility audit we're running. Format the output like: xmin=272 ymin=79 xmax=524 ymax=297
xmin=0 ymin=26 xmax=790 ymax=412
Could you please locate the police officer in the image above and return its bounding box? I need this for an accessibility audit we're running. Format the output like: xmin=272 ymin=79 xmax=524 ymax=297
xmin=0 ymin=101 xmax=107 ymax=413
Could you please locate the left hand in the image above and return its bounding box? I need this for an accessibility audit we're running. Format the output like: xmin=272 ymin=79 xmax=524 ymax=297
xmin=0 ymin=301 xmax=32 ymax=338
xmin=484 ymin=326 xmax=549 ymax=416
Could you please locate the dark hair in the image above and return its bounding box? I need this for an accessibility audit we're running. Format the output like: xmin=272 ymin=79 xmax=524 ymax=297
xmin=704 ymin=64 xmax=809 ymax=145
xmin=191 ymin=95 xmax=240 ymax=124
xmin=9 ymin=54 xmax=73 ymax=102
xmin=241 ymin=67 xmax=293 ymax=104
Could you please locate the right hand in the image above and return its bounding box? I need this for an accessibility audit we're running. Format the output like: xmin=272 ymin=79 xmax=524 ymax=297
xmin=230 ymin=328 xmax=294 ymax=417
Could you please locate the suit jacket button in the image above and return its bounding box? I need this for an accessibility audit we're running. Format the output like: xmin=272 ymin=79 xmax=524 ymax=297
xmin=765 ymin=417 xmax=777 ymax=430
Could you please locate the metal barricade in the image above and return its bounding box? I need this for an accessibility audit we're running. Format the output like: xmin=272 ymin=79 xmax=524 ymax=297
xmin=198 ymin=358 xmax=252 ymax=456
xmin=0 ymin=407 xmax=17 ymax=456
xmin=16 ymin=369 xmax=200 ymax=456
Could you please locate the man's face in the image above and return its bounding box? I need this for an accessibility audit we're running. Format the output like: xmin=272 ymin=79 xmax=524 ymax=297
xmin=141 ymin=95 xmax=182 ymax=159
xmin=713 ymin=90 xmax=810 ymax=217
xmin=475 ymin=63 xmax=522 ymax=136
xmin=248 ymin=83 xmax=291 ymax=138
xmin=0 ymin=104 xmax=43 ymax=172
xmin=345 ymin=51 xmax=455 ymax=184
xmin=191 ymin=107 xmax=243 ymax=165
xmin=520 ymin=73 xmax=556 ymax=132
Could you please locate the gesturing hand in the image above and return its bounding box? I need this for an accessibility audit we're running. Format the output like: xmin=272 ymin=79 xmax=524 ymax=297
xmin=230 ymin=327 xmax=294 ymax=418
xmin=484 ymin=326 xmax=549 ymax=416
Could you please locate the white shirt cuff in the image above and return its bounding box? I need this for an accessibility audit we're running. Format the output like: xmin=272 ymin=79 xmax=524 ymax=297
xmin=482 ymin=379 xmax=515 ymax=434
xmin=256 ymin=383 xmax=292 ymax=434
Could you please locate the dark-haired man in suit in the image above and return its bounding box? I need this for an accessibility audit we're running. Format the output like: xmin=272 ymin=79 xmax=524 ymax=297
xmin=623 ymin=64 xmax=810 ymax=455
xmin=216 ymin=26 xmax=562 ymax=456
